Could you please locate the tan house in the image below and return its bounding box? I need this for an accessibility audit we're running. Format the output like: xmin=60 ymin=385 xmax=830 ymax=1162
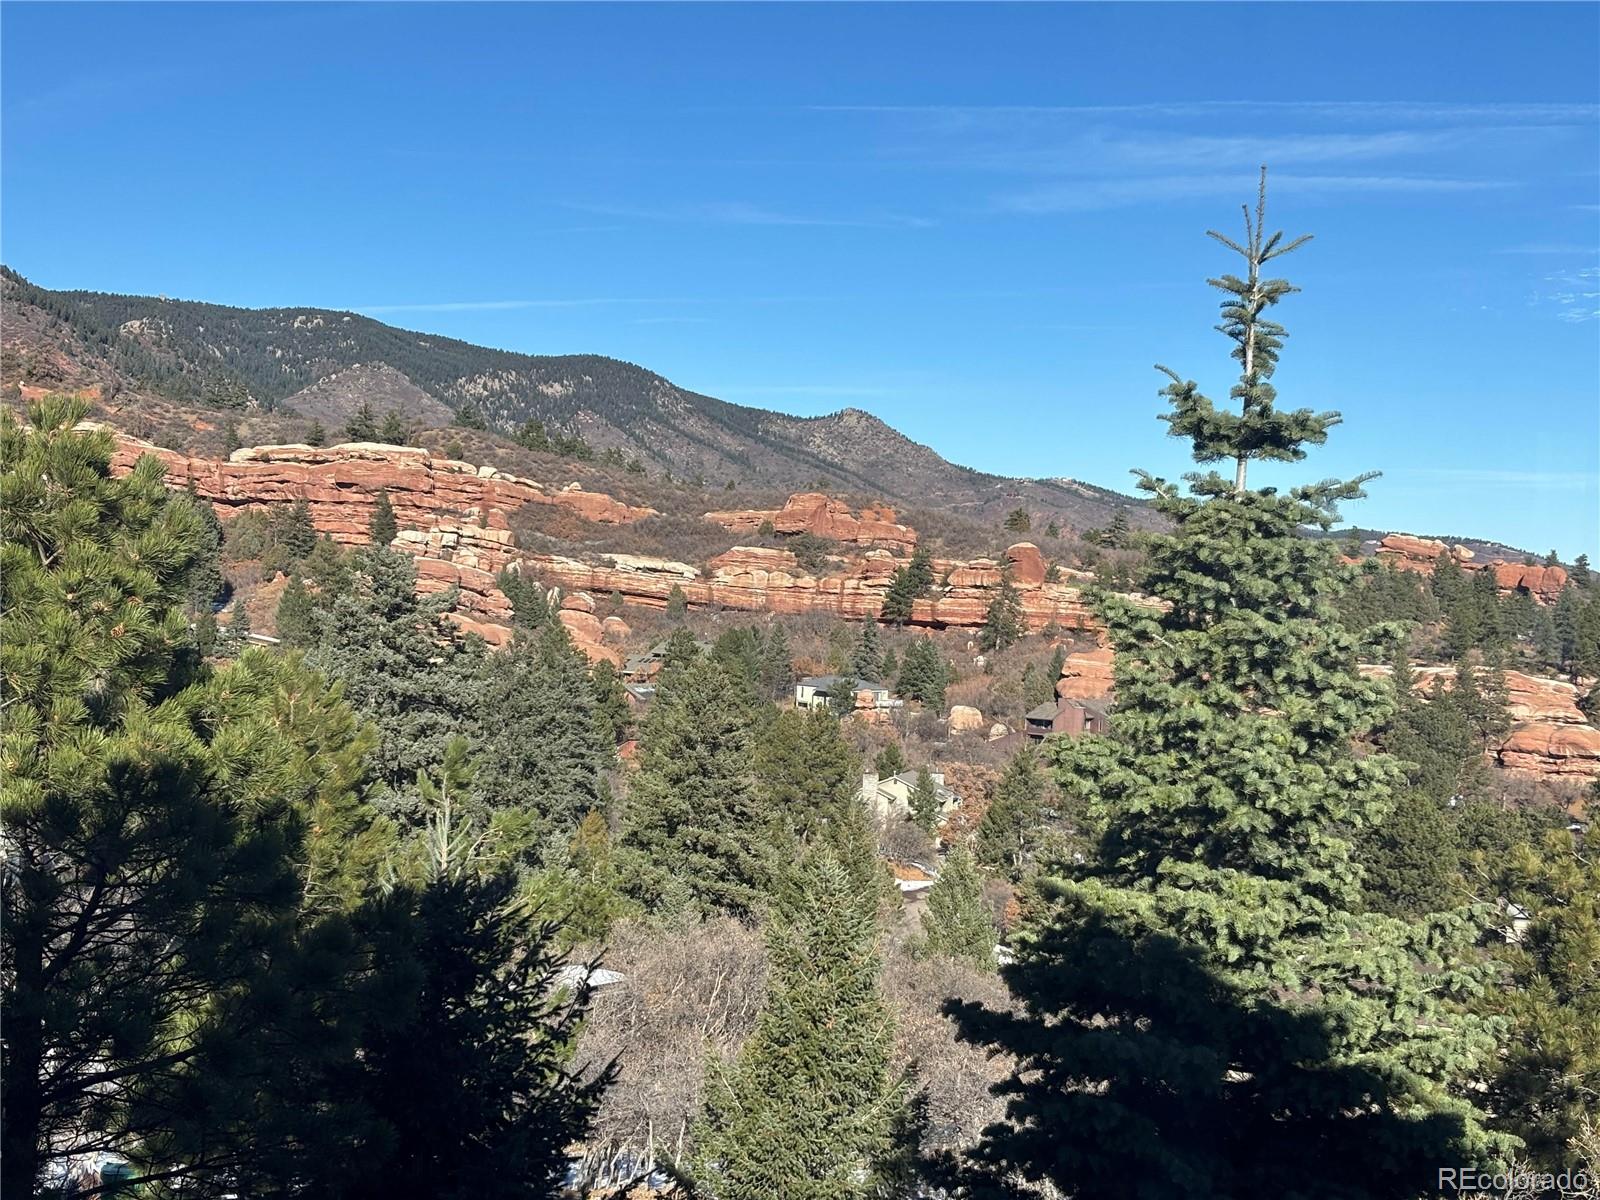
xmin=860 ymin=769 xmax=960 ymax=823
xmin=794 ymin=675 xmax=899 ymax=713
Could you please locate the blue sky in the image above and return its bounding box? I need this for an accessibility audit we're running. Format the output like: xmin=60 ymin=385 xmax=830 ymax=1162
xmin=4 ymin=3 xmax=1597 ymax=556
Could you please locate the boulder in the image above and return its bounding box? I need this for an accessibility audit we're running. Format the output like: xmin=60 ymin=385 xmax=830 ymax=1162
xmin=948 ymin=705 xmax=985 ymax=734
xmin=1005 ymin=542 xmax=1048 ymax=587
xmin=561 ymin=591 xmax=597 ymax=613
xmin=1057 ymin=646 xmax=1116 ymax=700
xmin=601 ymin=615 xmax=632 ymax=642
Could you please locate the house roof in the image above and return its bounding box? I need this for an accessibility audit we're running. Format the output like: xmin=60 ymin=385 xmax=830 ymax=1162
xmin=1025 ymin=701 xmax=1059 ymax=721
xmin=798 ymin=674 xmax=889 ymax=692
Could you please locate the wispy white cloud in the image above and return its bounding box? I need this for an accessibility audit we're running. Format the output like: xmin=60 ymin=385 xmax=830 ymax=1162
xmin=628 ymin=315 xmax=715 ymax=326
xmin=810 ymin=100 xmax=1600 ymax=124
xmin=995 ymin=172 xmax=1512 ymax=214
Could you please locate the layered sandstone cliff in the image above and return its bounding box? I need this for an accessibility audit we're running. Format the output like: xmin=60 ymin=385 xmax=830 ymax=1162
xmin=704 ymin=492 xmax=917 ymax=550
xmin=1374 ymin=533 xmax=1568 ymax=604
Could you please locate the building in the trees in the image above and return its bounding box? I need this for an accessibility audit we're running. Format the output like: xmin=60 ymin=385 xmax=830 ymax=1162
xmin=888 ymin=860 xmax=937 ymax=898
xmin=794 ymin=674 xmax=899 ymax=713
xmin=860 ymin=769 xmax=960 ymax=822
xmin=1024 ymin=697 xmax=1110 ymax=742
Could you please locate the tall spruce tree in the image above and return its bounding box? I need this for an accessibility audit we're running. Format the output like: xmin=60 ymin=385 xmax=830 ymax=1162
xmin=880 ymin=545 xmax=934 ymax=625
xmin=368 ymin=489 xmax=398 ymax=546
xmin=621 ymin=655 xmax=770 ymax=917
xmin=979 ymin=570 xmax=1025 ymax=653
xmin=974 ymin=746 xmax=1046 ymax=880
xmin=898 ymin=636 xmax=950 ymax=710
xmin=275 ymin=572 xmax=316 ymax=647
xmin=909 ymin=765 xmax=942 ymax=833
xmin=920 ymin=846 xmax=995 ymax=971
xmin=691 ymin=850 xmax=913 ymax=1200
xmin=852 ymin=615 xmax=885 ymax=678
xmin=940 ymin=174 xmax=1509 ymax=1199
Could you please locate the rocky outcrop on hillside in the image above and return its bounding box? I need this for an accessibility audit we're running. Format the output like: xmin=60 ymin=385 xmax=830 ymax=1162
xmin=704 ymin=492 xmax=917 ymax=550
xmin=105 ymin=433 xmax=657 ymax=537
xmin=1375 ymin=533 xmax=1568 ymax=603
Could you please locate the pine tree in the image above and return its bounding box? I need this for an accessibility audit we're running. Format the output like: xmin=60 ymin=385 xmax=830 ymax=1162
xmin=852 ymin=615 xmax=884 ymax=678
xmin=343 ymin=400 xmax=378 ymax=442
xmin=979 ymin=570 xmax=1025 ymax=653
xmin=1478 ymin=830 xmax=1600 ymax=1169
xmin=0 ymin=399 xmax=371 ymax=1193
xmin=1107 ymin=507 xmax=1131 ymax=548
xmin=227 ymin=597 xmax=254 ymax=649
xmin=757 ymin=708 xmax=860 ymax=847
xmin=878 ymin=645 xmax=898 ymax=683
xmin=974 ymin=747 xmax=1045 ymax=879
xmin=473 ymin=622 xmax=612 ymax=846
xmin=880 ymin=545 xmax=934 ymax=625
xmin=516 ymin=418 xmax=552 ymax=452
xmin=1573 ymin=553 xmax=1592 ymax=587
xmin=874 ymin=741 xmax=908 ymax=778
xmin=920 ymin=846 xmax=995 ymax=970
xmin=691 ymin=850 xmax=912 ymax=1200
xmin=761 ymin=623 xmax=792 ymax=697
xmin=666 ymin=583 xmax=688 ymax=617
xmin=304 ymin=546 xmax=481 ymax=800
xmin=369 ymin=489 xmax=398 ymax=545
xmin=496 ymin=567 xmax=551 ymax=630
xmin=897 ymin=636 xmax=950 ymax=710
xmin=305 ymin=419 xmax=327 ymax=447
xmin=279 ymin=496 xmax=318 ymax=561
xmin=454 ymin=402 xmax=487 ymax=431
xmin=1045 ymin=520 xmax=1060 ymax=538
xmin=178 ymin=484 xmax=226 ymax=613
xmin=940 ymin=175 xmax=1508 ymax=1198
xmin=377 ymin=409 xmax=408 ymax=444
xmin=276 ymin=572 xmax=316 ymax=647
xmin=1004 ymin=507 xmax=1031 ymax=533
xmin=590 ymin=657 xmax=631 ymax=744
xmin=621 ymin=655 xmax=770 ymax=917
xmin=909 ymin=765 xmax=941 ymax=833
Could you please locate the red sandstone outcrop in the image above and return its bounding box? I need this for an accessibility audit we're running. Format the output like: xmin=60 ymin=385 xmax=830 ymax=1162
xmin=106 ymin=433 xmax=656 ymax=543
xmin=1374 ymin=534 xmax=1568 ymax=603
xmin=1005 ymin=542 xmax=1048 ymax=587
xmin=1057 ymin=646 xmax=1116 ymax=701
xmin=705 ymin=492 xmax=917 ymax=550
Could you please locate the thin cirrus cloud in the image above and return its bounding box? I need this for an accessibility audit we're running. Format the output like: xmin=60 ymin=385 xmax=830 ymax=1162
xmin=994 ymin=173 xmax=1513 ymax=214
xmin=1387 ymin=467 xmax=1597 ymax=491
xmin=810 ymin=100 xmax=1599 ymax=124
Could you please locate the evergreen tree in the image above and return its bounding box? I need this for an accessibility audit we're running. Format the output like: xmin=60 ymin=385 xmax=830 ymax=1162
xmin=454 ymin=402 xmax=487 ymax=431
xmin=369 ymin=489 xmax=398 ymax=546
xmin=940 ymin=175 xmax=1507 ymax=1198
xmin=761 ymin=622 xmax=792 ymax=697
xmin=276 ymin=572 xmax=317 ymax=647
xmin=1106 ymin=507 xmax=1132 ymax=548
xmin=661 ymin=625 xmax=701 ymax=672
xmin=757 ymin=708 xmax=860 ymax=847
xmin=1573 ymin=553 xmax=1592 ymax=587
xmin=897 ymin=636 xmax=950 ymax=710
xmin=974 ymin=747 xmax=1046 ymax=879
xmin=909 ymin=765 xmax=941 ymax=833
xmin=979 ymin=570 xmax=1025 ymax=653
xmin=342 ymin=867 xmax=609 ymax=1200
xmin=304 ymin=547 xmax=481 ymax=800
xmin=621 ymin=656 xmax=770 ymax=917
xmin=377 ymin=409 xmax=408 ymax=444
xmin=343 ymin=400 xmax=378 ymax=442
xmin=666 ymin=583 xmax=688 ymax=617
xmin=590 ymin=657 xmax=631 ymax=745
xmin=691 ymin=850 xmax=912 ymax=1200
xmin=1004 ymin=507 xmax=1031 ymax=533
xmin=1045 ymin=520 xmax=1060 ymax=538
xmin=852 ymin=615 xmax=884 ymax=678
xmin=473 ymin=622 xmax=612 ymax=846
xmin=874 ymin=741 xmax=908 ymax=779
xmin=1478 ymin=829 xmax=1600 ymax=1169
xmin=516 ymin=418 xmax=552 ymax=452
xmin=0 ymin=400 xmax=369 ymax=1193
xmin=227 ymin=597 xmax=254 ymax=649
xmin=305 ymin=419 xmax=327 ymax=447
xmin=880 ymin=546 xmax=934 ymax=625
xmin=178 ymin=485 xmax=226 ymax=613
xmin=920 ymin=846 xmax=995 ymax=970
xmin=279 ymin=496 xmax=318 ymax=561
xmin=496 ymin=567 xmax=551 ymax=630
xmin=878 ymin=645 xmax=898 ymax=683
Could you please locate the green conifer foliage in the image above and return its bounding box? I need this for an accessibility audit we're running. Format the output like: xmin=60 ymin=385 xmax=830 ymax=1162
xmin=368 ymin=489 xmax=398 ymax=546
xmin=974 ymin=747 xmax=1046 ymax=879
xmin=621 ymin=655 xmax=769 ymax=917
xmin=343 ymin=401 xmax=378 ymax=442
xmin=665 ymin=584 xmax=688 ymax=617
xmin=377 ymin=409 xmax=408 ymax=444
xmin=874 ymin=740 xmax=908 ymax=779
xmin=979 ymin=571 xmax=1024 ymax=653
xmin=909 ymin=765 xmax=942 ymax=833
xmin=691 ymin=850 xmax=912 ymax=1200
xmin=920 ymin=846 xmax=995 ymax=970
xmin=1479 ymin=830 xmax=1600 ymax=1169
xmin=276 ymin=573 xmax=316 ymax=648
xmin=852 ymin=615 xmax=884 ymax=678
xmin=305 ymin=419 xmax=327 ymax=447
xmin=303 ymin=546 xmax=481 ymax=800
xmin=1004 ymin=507 xmax=1031 ymax=533
xmin=0 ymin=400 xmax=366 ymax=1192
xmin=897 ymin=636 xmax=950 ymax=710
xmin=880 ymin=545 xmax=934 ymax=625
xmin=590 ymin=657 xmax=631 ymax=744
xmin=473 ymin=622 xmax=612 ymax=845
xmin=941 ymin=176 xmax=1509 ymax=1197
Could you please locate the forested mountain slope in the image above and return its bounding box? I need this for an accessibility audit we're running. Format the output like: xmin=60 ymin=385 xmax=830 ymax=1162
xmin=0 ymin=267 xmax=1145 ymax=531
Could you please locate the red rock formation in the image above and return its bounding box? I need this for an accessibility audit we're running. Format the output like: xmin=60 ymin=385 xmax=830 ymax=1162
xmin=704 ymin=492 xmax=917 ymax=550
xmin=1056 ymin=646 xmax=1116 ymax=701
xmin=1005 ymin=542 xmax=1047 ymax=587
xmin=107 ymin=433 xmax=656 ymax=544
xmin=1374 ymin=534 xmax=1568 ymax=603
